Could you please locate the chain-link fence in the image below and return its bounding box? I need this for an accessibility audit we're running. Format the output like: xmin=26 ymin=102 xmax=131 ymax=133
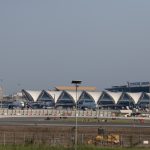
xmin=0 ymin=132 xmax=149 ymax=148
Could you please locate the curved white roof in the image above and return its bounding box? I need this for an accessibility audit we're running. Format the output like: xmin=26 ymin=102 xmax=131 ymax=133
xmin=126 ymin=92 xmax=142 ymax=104
xmin=146 ymin=93 xmax=150 ymax=98
xmin=46 ymin=91 xmax=62 ymax=103
xmin=106 ymin=91 xmax=122 ymax=104
xmin=26 ymin=91 xmax=42 ymax=102
xmin=86 ymin=91 xmax=102 ymax=104
xmin=66 ymin=91 xmax=82 ymax=103
xmin=22 ymin=90 xmax=148 ymax=106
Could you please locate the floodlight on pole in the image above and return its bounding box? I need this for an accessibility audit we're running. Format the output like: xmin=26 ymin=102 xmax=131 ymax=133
xmin=71 ymin=80 xmax=82 ymax=85
xmin=71 ymin=80 xmax=82 ymax=150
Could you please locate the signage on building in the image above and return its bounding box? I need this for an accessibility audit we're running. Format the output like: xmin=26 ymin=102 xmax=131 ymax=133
xmin=128 ymin=82 xmax=150 ymax=87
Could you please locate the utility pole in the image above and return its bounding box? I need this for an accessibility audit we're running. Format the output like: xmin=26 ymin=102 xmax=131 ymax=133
xmin=71 ymin=80 xmax=82 ymax=150
xmin=0 ymin=79 xmax=3 ymax=109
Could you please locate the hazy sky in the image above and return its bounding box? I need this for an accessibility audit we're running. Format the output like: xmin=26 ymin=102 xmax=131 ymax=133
xmin=0 ymin=1 xmax=150 ymax=94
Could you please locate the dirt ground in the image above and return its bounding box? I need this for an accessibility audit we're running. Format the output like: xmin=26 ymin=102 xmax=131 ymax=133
xmin=0 ymin=125 xmax=149 ymax=135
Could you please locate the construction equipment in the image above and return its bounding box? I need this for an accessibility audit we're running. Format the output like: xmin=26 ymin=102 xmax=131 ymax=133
xmin=88 ymin=128 xmax=120 ymax=145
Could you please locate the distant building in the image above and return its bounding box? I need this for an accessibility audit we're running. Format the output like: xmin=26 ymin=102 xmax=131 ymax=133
xmin=106 ymin=82 xmax=150 ymax=93
xmin=54 ymin=86 xmax=97 ymax=91
xmin=13 ymin=92 xmax=23 ymax=100
xmin=22 ymin=89 xmax=97 ymax=109
xmin=21 ymin=89 xmax=150 ymax=109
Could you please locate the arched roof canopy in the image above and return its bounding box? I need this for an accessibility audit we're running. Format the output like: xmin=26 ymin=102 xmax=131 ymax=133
xmin=78 ymin=91 xmax=95 ymax=103
xmin=98 ymin=91 xmax=121 ymax=105
xmin=137 ymin=92 xmax=150 ymax=106
xmin=65 ymin=91 xmax=82 ymax=103
xmin=117 ymin=92 xmax=135 ymax=106
xmin=22 ymin=90 xmax=34 ymax=102
xmin=22 ymin=90 xmax=42 ymax=102
xmin=37 ymin=90 xmax=55 ymax=103
xmin=146 ymin=93 xmax=150 ymax=98
xmin=106 ymin=91 xmax=122 ymax=104
xmin=56 ymin=90 xmax=75 ymax=106
xmin=126 ymin=92 xmax=142 ymax=104
xmin=46 ymin=91 xmax=62 ymax=103
xmin=86 ymin=91 xmax=102 ymax=104
xmin=77 ymin=91 xmax=97 ymax=109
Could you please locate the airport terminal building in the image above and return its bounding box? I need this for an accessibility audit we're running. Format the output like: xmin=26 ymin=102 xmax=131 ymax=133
xmin=106 ymin=82 xmax=150 ymax=93
xmin=21 ymin=86 xmax=150 ymax=109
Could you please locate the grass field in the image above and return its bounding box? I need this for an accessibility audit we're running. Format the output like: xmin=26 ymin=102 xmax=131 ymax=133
xmin=0 ymin=125 xmax=149 ymax=148
xmin=0 ymin=145 xmax=149 ymax=150
xmin=56 ymin=117 xmax=150 ymax=124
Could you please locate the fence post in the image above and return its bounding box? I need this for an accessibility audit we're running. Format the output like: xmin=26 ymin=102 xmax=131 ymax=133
xmin=3 ymin=132 xmax=5 ymax=146
xmin=81 ymin=134 xmax=84 ymax=144
xmin=139 ymin=134 xmax=141 ymax=145
xmin=14 ymin=132 xmax=16 ymax=145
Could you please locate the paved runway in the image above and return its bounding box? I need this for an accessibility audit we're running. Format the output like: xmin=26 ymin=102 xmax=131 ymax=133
xmin=0 ymin=117 xmax=150 ymax=128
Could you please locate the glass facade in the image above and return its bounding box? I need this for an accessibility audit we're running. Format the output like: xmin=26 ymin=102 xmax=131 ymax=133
xmin=117 ymin=93 xmax=134 ymax=107
xmin=56 ymin=91 xmax=75 ymax=108
xmin=21 ymin=90 xmax=150 ymax=109
xmin=37 ymin=91 xmax=55 ymax=107
xmin=78 ymin=92 xmax=96 ymax=109
xmin=137 ymin=94 xmax=150 ymax=108
xmin=98 ymin=93 xmax=115 ymax=106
